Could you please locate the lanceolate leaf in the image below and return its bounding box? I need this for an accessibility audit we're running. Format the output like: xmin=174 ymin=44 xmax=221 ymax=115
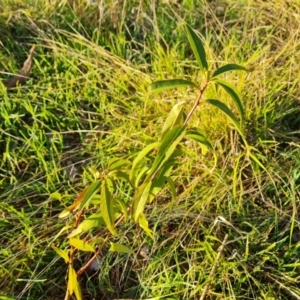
xmin=161 ymin=101 xmax=185 ymax=140
xmin=100 ymin=179 xmax=115 ymax=235
xmin=186 ymin=130 xmax=213 ymax=150
xmin=149 ymin=79 xmax=198 ymax=93
xmin=109 ymin=243 xmax=134 ymax=254
xmin=134 ymin=166 xmax=151 ymax=188
xmin=68 ymin=213 xmax=105 ymax=238
xmin=113 ymin=170 xmax=130 ymax=183
xmin=206 ymin=99 xmax=244 ymax=137
xmin=149 ymin=176 xmax=166 ymax=203
xmin=185 ymin=24 xmax=208 ymax=71
xmin=212 ymin=64 xmax=247 ymax=78
xmin=215 ymin=80 xmax=245 ymax=120
xmin=115 ymin=198 xmax=128 ymax=220
xmin=130 ymin=142 xmax=160 ymax=186
xmin=58 ymin=187 xmax=88 ymax=218
xmin=148 ymin=160 xmax=175 ymax=203
xmin=108 ymin=158 xmax=131 ymax=172
xmin=59 ymin=181 xmax=102 ymax=218
xmin=68 ymin=266 xmax=82 ymax=300
xmin=133 ymin=180 xmax=152 ymax=221
xmin=145 ymin=125 xmax=186 ymax=181
xmin=69 ymin=238 xmax=95 ymax=252
xmin=78 ymin=180 xmax=102 ymax=211
xmin=138 ymin=213 xmax=153 ymax=239
xmin=52 ymin=245 xmax=69 ymax=263
xmin=167 ymin=177 xmax=176 ymax=201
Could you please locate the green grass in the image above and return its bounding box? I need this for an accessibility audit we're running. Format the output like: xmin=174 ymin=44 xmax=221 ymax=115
xmin=1 ymin=0 xmax=300 ymax=299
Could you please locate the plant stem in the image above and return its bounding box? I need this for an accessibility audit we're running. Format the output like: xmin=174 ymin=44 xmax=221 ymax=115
xmin=77 ymin=213 xmax=125 ymax=276
xmin=184 ymin=81 xmax=209 ymax=126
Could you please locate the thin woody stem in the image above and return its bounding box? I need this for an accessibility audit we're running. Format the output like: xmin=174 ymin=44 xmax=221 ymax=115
xmin=184 ymin=81 xmax=209 ymax=126
xmin=77 ymin=213 xmax=126 ymax=276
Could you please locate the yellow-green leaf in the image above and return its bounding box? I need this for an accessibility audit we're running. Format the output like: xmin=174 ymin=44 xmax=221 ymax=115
xmin=68 ymin=213 xmax=105 ymax=238
xmin=68 ymin=266 xmax=82 ymax=300
xmin=185 ymin=24 xmax=208 ymax=71
xmin=133 ymin=181 xmax=152 ymax=222
xmin=100 ymin=179 xmax=116 ymax=235
xmin=59 ymin=187 xmax=88 ymax=218
xmin=130 ymin=142 xmax=160 ymax=187
xmin=50 ymin=192 xmax=61 ymax=201
xmin=167 ymin=177 xmax=176 ymax=201
xmin=69 ymin=238 xmax=95 ymax=252
xmin=108 ymin=158 xmax=131 ymax=172
xmin=149 ymin=79 xmax=198 ymax=93
xmin=206 ymin=99 xmax=244 ymax=138
xmin=138 ymin=213 xmax=153 ymax=239
xmin=109 ymin=243 xmax=134 ymax=254
xmin=161 ymin=101 xmax=185 ymax=140
xmin=78 ymin=180 xmax=101 ymax=211
xmin=146 ymin=125 xmax=186 ymax=181
xmin=212 ymin=63 xmax=247 ymax=78
xmin=52 ymin=245 xmax=69 ymax=263
xmin=214 ymin=79 xmax=245 ymax=120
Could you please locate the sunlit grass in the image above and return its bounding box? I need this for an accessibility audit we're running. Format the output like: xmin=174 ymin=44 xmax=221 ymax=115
xmin=1 ymin=0 xmax=300 ymax=299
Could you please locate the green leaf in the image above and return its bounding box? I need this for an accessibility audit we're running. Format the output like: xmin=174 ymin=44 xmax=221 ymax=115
xmin=113 ymin=170 xmax=130 ymax=183
xmin=148 ymin=160 xmax=175 ymax=203
xmin=146 ymin=125 xmax=186 ymax=181
xmin=50 ymin=192 xmax=61 ymax=201
xmin=52 ymin=225 xmax=73 ymax=242
xmin=134 ymin=165 xmax=151 ymax=188
xmin=138 ymin=213 xmax=153 ymax=239
xmin=161 ymin=101 xmax=185 ymax=140
xmin=68 ymin=266 xmax=82 ymax=300
xmin=115 ymin=198 xmax=128 ymax=220
xmin=108 ymin=158 xmax=131 ymax=172
xmin=59 ymin=187 xmax=89 ymax=218
xmin=215 ymin=80 xmax=244 ymax=120
xmin=100 ymin=179 xmax=115 ymax=235
xmin=109 ymin=243 xmax=134 ymax=254
xmin=68 ymin=213 xmax=105 ymax=238
xmin=130 ymin=142 xmax=160 ymax=186
xmin=52 ymin=245 xmax=69 ymax=263
xmin=58 ymin=208 xmax=71 ymax=219
xmin=185 ymin=24 xmax=208 ymax=71
xmin=186 ymin=129 xmax=213 ymax=150
xmin=206 ymin=99 xmax=244 ymax=137
xmin=212 ymin=64 xmax=247 ymax=78
xmin=78 ymin=180 xmax=101 ymax=211
xmin=166 ymin=177 xmax=176 ymax=201
xmin=149 ymin=79 xmax=198 ymax=93
xmin=69 ymin=238 xmax=95 ymax=252
xmin=133 ymin=181 xmax=152 ymax=222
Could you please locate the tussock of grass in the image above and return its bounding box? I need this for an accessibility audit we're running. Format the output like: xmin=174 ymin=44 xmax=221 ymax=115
xmin=1 ymin=0 xmax=300 ymax=299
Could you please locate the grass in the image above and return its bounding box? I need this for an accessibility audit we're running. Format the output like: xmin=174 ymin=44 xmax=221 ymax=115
xmin=1 ymin=0 xmax=300 ymax=299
